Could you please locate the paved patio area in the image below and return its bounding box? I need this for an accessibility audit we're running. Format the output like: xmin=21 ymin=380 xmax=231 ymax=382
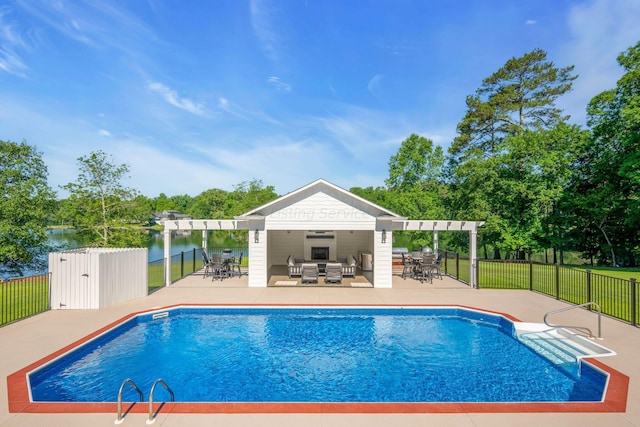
xmin=2 ymin=271 xmax=639 ymax=426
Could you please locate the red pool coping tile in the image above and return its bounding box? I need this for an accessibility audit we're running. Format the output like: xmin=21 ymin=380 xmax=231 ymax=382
xmin=7 ymin=304 xmax=629 ymax=414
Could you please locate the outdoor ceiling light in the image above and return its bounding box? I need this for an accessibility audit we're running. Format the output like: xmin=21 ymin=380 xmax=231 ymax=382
xmin=382 ymin=229 xmax=387 ymax=243
xmin=254 ymin=230 xmax=259 ymax=243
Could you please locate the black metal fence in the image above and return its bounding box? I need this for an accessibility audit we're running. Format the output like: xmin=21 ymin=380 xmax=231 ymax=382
xmin=472 ymin=257 xmax=639 ymax=327
xmin=3 ymin=248 xmax=637 ymax=328
xmin=0 ymin=273 xmax=50 ymax=327
xmin=154 ymin=246 xmax=248 ymax=287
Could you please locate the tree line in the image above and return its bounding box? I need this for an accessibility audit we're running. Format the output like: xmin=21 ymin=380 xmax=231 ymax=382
xmin=1 ymin=42 xmax=638 ymax=275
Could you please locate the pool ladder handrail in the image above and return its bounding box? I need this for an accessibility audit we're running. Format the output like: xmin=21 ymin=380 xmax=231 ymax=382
xmin=115 ymin=378 xmax=143 ymax=424
xmin=146 ymin=378 xmax=175 ymax=425
xmin=114 ymin=378 xmax=175 ymax=425
xmin=543 ymin=302 xmax=602 ymax=339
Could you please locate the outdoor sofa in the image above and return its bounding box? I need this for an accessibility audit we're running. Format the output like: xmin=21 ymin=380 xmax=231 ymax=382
xmin=287 ymin=255 xmax=305 ymax=278
xmin=338 ymin=255 xmax=358 ymax=277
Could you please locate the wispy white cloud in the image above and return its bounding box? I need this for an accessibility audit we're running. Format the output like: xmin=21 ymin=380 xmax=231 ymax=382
xmin=16 ymin=1 xmax=97 ymax=47
xmin=525 ymin=20 xmax=537 ymax=25
xmin=15 ymin=0 xmax=164 ymax=61
xmin=367 ymin=74 xmax=383 ymax=101
xmin=98 ymin=129 xmax=111 ymax=136
xmin=250 ymin=0 xmax=280 ymax=61
xmin=217 ymin=96 xmax=282 ymax=126
xmin=0 ymin=45 xmax=27 ymax=77
xmin=266 ymin=76 xmax=292 ymax=92
xmin=148 ymin=81 xmax=208 ymax=117
xmin=217 ymin=96 xmax=249 ymax=120
xmin=0 ymin=8 xmax=28 ymax=77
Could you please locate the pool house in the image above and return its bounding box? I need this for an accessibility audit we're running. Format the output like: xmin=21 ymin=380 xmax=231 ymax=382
xmin=162 ymin=179 xmax=484 ymax=288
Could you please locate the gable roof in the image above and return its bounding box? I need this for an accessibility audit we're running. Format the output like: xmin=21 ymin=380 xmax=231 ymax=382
xmin=237 ymin=178 xmax=403 ymax=219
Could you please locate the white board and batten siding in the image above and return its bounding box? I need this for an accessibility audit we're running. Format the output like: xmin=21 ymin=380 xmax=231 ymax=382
xmin=372 ymin=231 xmax=393 ymax=288
xmin=49 ymin=248 xmax=148 ymax=309
xmin=248 ymin=230 xmax=268 ymax=287
xmin=265 ymin=192 xmax=377 ymax=231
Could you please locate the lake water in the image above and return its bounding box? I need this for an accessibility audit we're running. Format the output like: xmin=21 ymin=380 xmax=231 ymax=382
xmin=47 ymin=229 xmax=246 ymax=263
xmin=2 ymin=229 xmax=247 ymax=278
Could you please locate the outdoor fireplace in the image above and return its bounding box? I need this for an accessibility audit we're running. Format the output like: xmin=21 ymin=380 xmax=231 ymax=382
xmin=311 ymin=247 xmax=329 ymax=260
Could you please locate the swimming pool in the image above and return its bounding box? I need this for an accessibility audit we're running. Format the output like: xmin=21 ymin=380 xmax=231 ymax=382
xmin=9 ymin=305 xmax=629 ymax=414
xmin=27 ymin=306 xmax=608 ymax=403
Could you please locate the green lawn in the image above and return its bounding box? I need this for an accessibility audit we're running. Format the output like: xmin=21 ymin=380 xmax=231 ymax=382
xmin=1 ymin=275 xmax=49 ymax=326
xmin=571 ymin=266 xmax=640 ymax=281
xmin=470 ymin=259 xmax=639 ymax=323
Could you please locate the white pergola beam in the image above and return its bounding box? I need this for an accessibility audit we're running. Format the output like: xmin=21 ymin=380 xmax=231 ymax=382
xmin=164 ymin=219 xmax=250 ymax=231
xmin=395 ymin=220 xmax=484 ymax=231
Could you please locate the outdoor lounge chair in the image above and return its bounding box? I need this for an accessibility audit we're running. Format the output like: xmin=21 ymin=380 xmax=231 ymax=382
xmin=324 ymin=262 xmax=343 ymax=284
xmin=301 ymin=263 xmax=319 ymax=284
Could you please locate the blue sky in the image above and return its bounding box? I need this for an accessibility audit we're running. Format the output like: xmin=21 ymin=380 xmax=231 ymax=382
xmin=1 ymin=0 xmax=639 ymax=198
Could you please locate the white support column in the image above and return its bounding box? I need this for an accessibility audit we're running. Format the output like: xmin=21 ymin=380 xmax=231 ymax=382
xmin=433 ymin=230 xmax=439 ymax=254
xmin=470 ymin=229 xmax=478 ymax=288
xmin=201 ymin=230 xmax=207 ymax=252
xmin=164 ymin=228 xmax=172 ymax=286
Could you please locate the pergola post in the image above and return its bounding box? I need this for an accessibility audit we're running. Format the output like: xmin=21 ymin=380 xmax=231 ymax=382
xmin=164 ymin=228 xmax=172 ymax=287
xmin=470 ymin=228 xmax=478 ymax=288
xmin=433 ymin=230 xmax=439 ymax=254
xmin=201 ymin=230 xmax=207 ymax=253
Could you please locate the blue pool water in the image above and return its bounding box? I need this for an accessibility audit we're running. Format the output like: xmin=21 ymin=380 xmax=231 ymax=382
xmin=29 ymin=307 xmax=606 ymax=403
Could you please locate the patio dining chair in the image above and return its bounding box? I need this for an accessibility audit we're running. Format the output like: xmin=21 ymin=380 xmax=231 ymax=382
xmin=230 ymin=252 xmax=244 ymax=277
xmin=414 ymin=262 xmax=432 ymax=284
xmin=210 ymin=260 xmax=228 ymax=282
xmin=431 ymin=256 xmax=443 ymax=280
xmin=416 ymin=255 xmax=435 ymax=284
xmin=401 ymin=253 xmax=414 ymax=279
xmin=201 ymin=249 xmax=214 ymax=279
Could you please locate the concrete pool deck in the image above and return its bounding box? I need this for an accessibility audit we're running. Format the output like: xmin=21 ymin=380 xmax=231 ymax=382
xmin=2 ymin=271 xmax=639 ymax=426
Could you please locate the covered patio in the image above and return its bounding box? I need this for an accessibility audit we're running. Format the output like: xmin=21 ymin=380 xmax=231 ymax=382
xmin=163 ymin=179 xmax=484 ymax=288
